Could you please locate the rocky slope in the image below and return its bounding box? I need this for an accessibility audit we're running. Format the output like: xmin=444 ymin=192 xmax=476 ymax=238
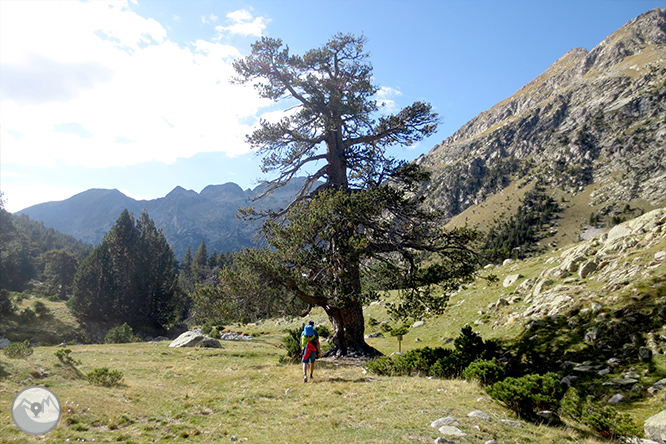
xmin=418 ymin=8 xmax=666 ymax=230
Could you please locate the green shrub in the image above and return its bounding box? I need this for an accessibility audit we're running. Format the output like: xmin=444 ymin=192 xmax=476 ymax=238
xmin=315 ymin=325 xmax=332 ymax=339
xmin=20 ymin=307 xmax=36 ymax=321
xmin=32 ymin=300 xmax=51 ymax=317
xmin=379 ymin=323 xmax=393 ymax=333
xmin=367 ymin=317 xmax=380 ymax=327
xmin=209 ymin=326 xmax=221 ymax=339
xmin=487 ymin=372 xmax=564 ymax=420
xmin=560 ymin=388 xmax=640 ymax=439
xmin=0 ymin=289 xmax=13 ymax=314
xmin=104 ymin=323 xmax=139 ymax=344
xmin=463 ymin=358 xmax=505 ymax=386
xmin=86 ymin=367 xmax=124 ymax=386
xmin=54 ymin=348 xmax=81 ymax=366
xmin=281 ymin=326 xmax=304 ymax=363
xmin=366 ymin=327 xmax=499 ymax=379
xmin=201 ymin=320 xmax=215 ymax=336
xmin=365 ymin=356 xmax=396 ymax=376
xmin=3 ymin=340 xmax=33 ymax=359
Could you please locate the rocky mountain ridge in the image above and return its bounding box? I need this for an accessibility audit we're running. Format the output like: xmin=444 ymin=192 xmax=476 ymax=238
xmin=16 ymin=180 xmax=309 ymax=258
xmin=418 ymin=8 xmax=666 ymax=230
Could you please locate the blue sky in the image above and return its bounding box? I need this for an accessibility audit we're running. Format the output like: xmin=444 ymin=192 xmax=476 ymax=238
xmin=1 ymin=0 xmax=664 ymax=213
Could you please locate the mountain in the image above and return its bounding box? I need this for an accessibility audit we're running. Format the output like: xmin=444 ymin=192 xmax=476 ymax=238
xmin=417 ymin=8 xmax=666 ymax=246
xmin=16 ymin=180 xmax=309 ymax=259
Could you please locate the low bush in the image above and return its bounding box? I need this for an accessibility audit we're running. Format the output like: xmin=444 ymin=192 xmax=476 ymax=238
xmin=86 ymin=367 xmax=124 ymax=386
xmin=281 ymin=326 xmax=304 ymax=363
xmin=0 ymin=289 xmax=13 ymax=314
xmin=104 ymin=323 xmax=139 ymax=344
xmin=367 ymin=327 xmax=499 ymax=378
xmin=3 ymin=340 xmax=33 ymax=359
xmin=463 ymin=358 xmax=505 ymax=386
xmin=486 ymin=372 xmax=564 ymax=420
xmin=54 ymin=348 xmax=81 ymax=366
xmin=32 ymin=300 xmax=51 ymax=317
xmin=560 ymin=388 xmax=640 ymax=439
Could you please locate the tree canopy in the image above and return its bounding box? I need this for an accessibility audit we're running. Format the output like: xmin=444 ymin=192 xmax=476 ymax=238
xmin=70 ymin=209 xmax=188 ymax=332
xmin=209 ymin=33 xmax=480 ymax=357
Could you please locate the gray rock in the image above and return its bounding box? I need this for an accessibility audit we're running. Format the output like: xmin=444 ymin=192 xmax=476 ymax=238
xmin=639 ymin=346 xmax=653 ymax=361
xmin=608 ymin=393 xmax=625 ymax=404
xmin=645 ymin=410 xmax=666 ymax=444
xmin=537 ymin=410 xmax=557 ymax=421
xmin=584 ymin=327 xmax=599 ymax=344
xmin=438 ymin=425 xmax=466 ymax=437
xmin=501 ymin=419 xmax=522 ymax=427
xmin=467 ymin=410 xmax=492 ymax=421
xmin=431 ymin=417 xmax=460 ymax=428
xmin=200 ymin=337 xmax=222 ymax=348
xmin=169 ymin=331 xmax=222 ymax=348
xmin=603 ymin=378 xmax=639 ymax=386
xmin=607 ymin=357 xmax=621 ymax=366
xmin=484 ymin=441 xmax=498 ymax=444
xmin=365 ymin=332 xmax=384 ymax=339
xmin=648 ymin=379 xmax=666 ymax=396
xmin=170 ymin=331 xmax=205 ymax=348
xmin=411 ymin=320 xmax=426 ymax=328
xmin=0 ymin=338 xmax=10 ymax=349
xmin=433 ymin=438 xmax=455 ymax=444
xmin=655 ymin=251 xmax=666 ymax=262
xmin=503 ymin=273 xmax=522 ymax=287
xmin=579 ymin=260 xmax=598 ymax=278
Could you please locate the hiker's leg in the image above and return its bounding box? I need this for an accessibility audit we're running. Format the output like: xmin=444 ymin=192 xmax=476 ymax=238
xmin=310 ymin=362 xmax=315 ymax=376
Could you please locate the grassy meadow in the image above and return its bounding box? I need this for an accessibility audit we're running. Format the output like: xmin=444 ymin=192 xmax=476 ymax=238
xmin=1 ymin=329 xmax=612 ymax=444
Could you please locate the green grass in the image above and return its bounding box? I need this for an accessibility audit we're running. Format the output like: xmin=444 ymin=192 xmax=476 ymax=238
xmin=2 ymin=339 xmax=613 ymax=444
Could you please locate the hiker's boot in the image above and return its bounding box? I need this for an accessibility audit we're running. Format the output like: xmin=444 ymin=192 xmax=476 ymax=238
xmin=303 ymin=374 xmax=307 ymax=383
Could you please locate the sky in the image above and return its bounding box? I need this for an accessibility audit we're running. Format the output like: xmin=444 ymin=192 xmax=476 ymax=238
xmin=1 ymin=0 xmax=664 ymax=213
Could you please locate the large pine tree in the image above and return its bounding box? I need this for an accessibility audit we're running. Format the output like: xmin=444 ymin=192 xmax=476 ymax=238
xmin=222 ymin=33 xmax=479 ymax=357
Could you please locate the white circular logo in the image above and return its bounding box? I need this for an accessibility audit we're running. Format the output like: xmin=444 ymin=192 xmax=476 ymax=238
xmin=11 ymin=386 xmax=61 ymax=435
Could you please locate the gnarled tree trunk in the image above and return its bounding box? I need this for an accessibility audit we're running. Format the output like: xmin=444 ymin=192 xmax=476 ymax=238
xmin=323 ymin=300 xmax=382 ymax=358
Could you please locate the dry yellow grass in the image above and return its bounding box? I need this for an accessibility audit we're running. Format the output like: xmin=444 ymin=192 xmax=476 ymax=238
xmin=1 ymin=337 xmax=614 ymax=444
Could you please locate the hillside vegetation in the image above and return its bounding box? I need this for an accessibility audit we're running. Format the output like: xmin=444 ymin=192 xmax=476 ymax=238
xmin=2 ymin=207 xmax=665 ymax=442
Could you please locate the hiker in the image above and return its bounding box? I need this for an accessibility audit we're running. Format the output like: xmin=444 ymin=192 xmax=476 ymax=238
xmin=301 ymin=321 xmax=320 ymax=383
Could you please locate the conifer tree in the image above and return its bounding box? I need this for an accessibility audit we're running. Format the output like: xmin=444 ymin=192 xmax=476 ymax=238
xmin=218 ymin=33 xmax=480 ymax=357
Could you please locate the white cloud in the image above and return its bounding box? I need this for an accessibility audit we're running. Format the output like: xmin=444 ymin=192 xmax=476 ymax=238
xmin=0 ymin=1 xmax=270 ymax=170
xmin=201 ymin=13 xmax=218 ymax=24
xmin=215 ymin=9 xmax=269 ymax=37
xmin=376 ymin=86 xmax=402 ymax=113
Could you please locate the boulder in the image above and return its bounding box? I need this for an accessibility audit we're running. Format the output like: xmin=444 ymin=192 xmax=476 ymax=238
xmin=431 ymin=417 xmax=460 ymax=428
xmin=655 ymin=251 xmax=666 ymax=262
xmin=365 ymin=332 xmax=384 ymax=339
xmin=169 ymin=331 xmax=221 ymax=348
xmin=438 ymin=426 xmax=466 ymax=437
xmin=608 ymin=393 xmax=625 ymax=404
xmin=467 ymin=410 xmax=492 ymax=421
xmin=0 ymin=338 xmax=10 ymax=349
xmin=645 ymin=410 xmax=666 ymax=444
xmin=411 ymin=320 xmax=426 ymax=328
xmin=503 ymin=274 xmax=522 ymax=287
xmin=578 ymin=260 xmax=598 ymax=278
xmin=200 ymin=337 xmax=222 ymax=348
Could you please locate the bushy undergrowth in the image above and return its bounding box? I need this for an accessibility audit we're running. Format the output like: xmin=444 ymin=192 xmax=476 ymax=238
xmin=366 ymin=326 xmax=498 ymax=378
xmin=486 ymin=372 xmax=563 ymax=421
xmin=3 ymin=340 xmax=33 ymax=359
xmin=104 ymin=323 xmax=140 ymax=344
xmin=86 ymin=367 xmax=124 ymax=386
xmin=560 ymin=387 xmax=640 ymax=439
xmin=462 ymin=358 xmax=505 ymax=386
